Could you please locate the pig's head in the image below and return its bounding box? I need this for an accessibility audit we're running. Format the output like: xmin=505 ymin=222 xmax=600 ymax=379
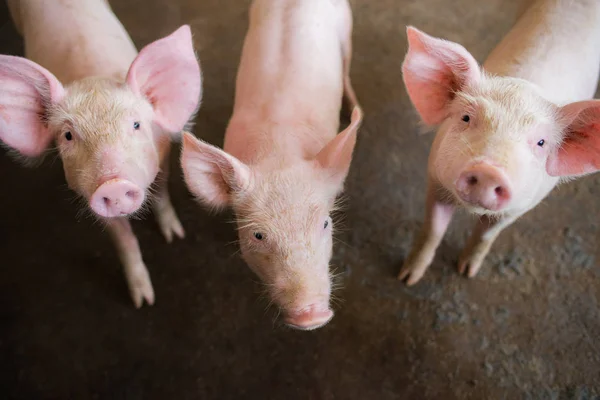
xmin=0 ymin=25 xmax=201 ymax=218
xmin=181 ymin=107 xmax=362 ymax=330
xmin=402 ymin=27 xmax=600 ymax=215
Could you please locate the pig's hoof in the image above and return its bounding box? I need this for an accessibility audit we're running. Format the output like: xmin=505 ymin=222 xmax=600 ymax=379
xmin=398 ymin=262 xmax=425 ymax=286
xmin=127 ymin=269 xmax=155 ymax=308
xmin=457 ymin=256 xmax=483 ymax=278
xmin=156 ymin=207 xmax=185 ymax=243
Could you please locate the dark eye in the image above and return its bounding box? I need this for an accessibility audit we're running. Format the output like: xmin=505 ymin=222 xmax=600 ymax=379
xmin=254 ymin=232 xmax=263 ymax=240
xmin=65 ymin=131 xmax=72 ymax=141
xmin=324 ymin=220 xmax=329 ymax=229
xmin=133 ymin=121 xmax=140 ymax=130
xmin=537 ymin=139 xmax=545 ymax=147
xmin=461 ymin=115 xmax=470 ymax=123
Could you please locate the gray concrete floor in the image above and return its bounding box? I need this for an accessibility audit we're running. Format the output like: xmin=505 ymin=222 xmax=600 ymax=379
xmin=0 ymin=0 xmax=599 ymax=399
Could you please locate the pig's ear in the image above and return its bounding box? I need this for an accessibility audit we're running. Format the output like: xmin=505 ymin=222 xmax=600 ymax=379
xmin=315 ymin=106 xmax=363 ymax=188
xmin=0 ymin=55 xmax=64 ymax=157
xmin=127 ymin=25 xmax=202 ymax=133
xmin=181 ymin=132 xmax=251 ymax=208
xmin=546 ymin=100 xmax=600 ymax=177
xmin=402 ymin=26 xmax=481 ymax=126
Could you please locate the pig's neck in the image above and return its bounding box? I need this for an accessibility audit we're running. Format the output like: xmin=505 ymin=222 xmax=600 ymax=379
xmin=224 ymin=118 xmax=337 ymax=167
xmin=483 ymin=0 xmax=600 ymax=105
xmin=223 ymin=0 xmax=345 ymax=166
xmin=12 ymin=0 xmax=138 ymax=84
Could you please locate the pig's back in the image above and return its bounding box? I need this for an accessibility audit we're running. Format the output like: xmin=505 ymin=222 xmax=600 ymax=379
xmin=12 ymin=0 xmax=138 ymax=84
xmin=225 ymin=0 xmax=345 ymax=159
xmin=483 ymin=0 xmax=600 ymax=105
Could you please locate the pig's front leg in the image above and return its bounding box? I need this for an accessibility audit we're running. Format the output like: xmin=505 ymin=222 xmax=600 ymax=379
xmin=153 ymin=141 xmax=185 ymax=243
xmin=398 ymin=183 xmax=455 ymax=285
xmin=107 ymin=217 xmax=155 ymax=308
xmin=458 ymin=214 xmax=518 ymax=277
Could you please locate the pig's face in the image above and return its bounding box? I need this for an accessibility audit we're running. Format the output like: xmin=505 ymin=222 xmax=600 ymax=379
xmin=181 ymin=107 xmax=362 ymax=330
xmin=49 ymin=78 xmax=164 ymax=217
xmin=233 ymin=165 xmax=335 ymax=329
xmin=402 ymin=27 xmax=600 ymax=216
xmin=433 ymin=77 xmax=559 ymax=215
xmin=0 ymin=25 xmax=202 ymax=218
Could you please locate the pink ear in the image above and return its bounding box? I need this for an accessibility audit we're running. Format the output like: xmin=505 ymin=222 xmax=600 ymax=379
xmin=127 ymin=25 xmax=202 ymax=133
xmin=181 ymin=132 xmax=251 ymax=209
xmin=546 ymin=100 xmax=600 ymax=177
xmin=402 ymin=26 xmax=481 ymax=125
xmin=315 ymin=106 xmax=363 ymax=187
xmin=0 ymin=55 xmax=64 ymax=157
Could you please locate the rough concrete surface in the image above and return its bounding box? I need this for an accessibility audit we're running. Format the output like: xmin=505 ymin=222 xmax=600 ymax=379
xmin=1 ymin=0 xmax=599 ymax=399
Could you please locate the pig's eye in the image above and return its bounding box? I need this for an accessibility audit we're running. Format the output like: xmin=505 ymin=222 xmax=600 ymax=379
xmin=461 ymin=115 xmax=470 ymax=123
xmin=537 ymin=139 xmax=545 ymax=147
xmin=253 ymin=232 xmax=264 ymax=240
xmin=64 ymin=131 xmax=73 ymax=141
xmin=133 ymin=121 xmax=141 ymax=130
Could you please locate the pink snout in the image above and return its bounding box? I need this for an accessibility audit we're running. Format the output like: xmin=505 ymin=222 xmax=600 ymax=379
xmin=284 ymin=305 xmax=334 ymax=331
xmin=90 ymin=179 xmax=144 ymax=218
xmin=455 ymin=163 xmax=511 ymax=211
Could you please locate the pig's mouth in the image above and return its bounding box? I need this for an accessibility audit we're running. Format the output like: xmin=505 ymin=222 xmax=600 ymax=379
xmin=452 ymin=191 xmax=509 ymax=216
xmin=283 ymin=304 xmax=334 ymax=331
xmin=457 ymin=196 xmax=505 ymax=213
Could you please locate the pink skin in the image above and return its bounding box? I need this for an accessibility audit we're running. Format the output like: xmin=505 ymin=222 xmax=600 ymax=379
xmin=399 ymin=0 xmax=600 ymax=284
xmin=181 ymin=0 xmax=362 ymax=330
xmin=0 ymin=0 xmax=202 ymax=307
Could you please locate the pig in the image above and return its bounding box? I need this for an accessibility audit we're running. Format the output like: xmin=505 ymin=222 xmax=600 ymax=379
xmin=180 ymin=0 xmax=362 ymax=330
xmin=398 ymin=0 xmax=600 ymax=285
xmin=0 ymin=0 xmax=202 ymax=307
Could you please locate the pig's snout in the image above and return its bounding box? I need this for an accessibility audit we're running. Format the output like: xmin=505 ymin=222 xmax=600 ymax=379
xmin=455 ymin=163 xmax=511 ymax=211
xmin=284 ymin=305 xmax=334 ymax=331
xmin=90 ymin=179 xmax=144 ymax=218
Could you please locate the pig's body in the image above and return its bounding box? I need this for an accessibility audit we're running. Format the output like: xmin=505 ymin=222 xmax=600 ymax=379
xmin=225 ymin=0 xmax=353 ymax=164
xmin=1 ymin=0 xmax=201 ymax=306
xmin=484 ymin=0 xmax=600 ymax=105
xmin=182 ymin=0 xmax=362 ymax=330
xmin=400 ymin=0 xmax=600 ymax=284
xmin=8 ymin=0 xmax=137 ymax=83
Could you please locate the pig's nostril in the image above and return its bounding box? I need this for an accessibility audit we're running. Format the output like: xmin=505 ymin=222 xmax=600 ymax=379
xmin=125 ymin=190 xmax=136 ymax=199
xmin=495 ymin=186 xmax=504 ymax=196
xmin=102 ymin=197 xmax=110 ymax=205
xmin=467 ymin=176 xmax=478 ymax=186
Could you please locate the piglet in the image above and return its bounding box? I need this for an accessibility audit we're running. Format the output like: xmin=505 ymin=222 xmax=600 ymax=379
xmin=0 ymin=0 xmax=202 ymax=306
xmin=181 ymin=0 xmax=362 ymax=330
xmin=398 ymin=0 xmax=600 ymax=285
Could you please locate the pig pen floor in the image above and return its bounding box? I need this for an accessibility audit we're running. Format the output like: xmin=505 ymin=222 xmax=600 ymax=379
xmin=1 ymin=1 xmax=599 ymax=399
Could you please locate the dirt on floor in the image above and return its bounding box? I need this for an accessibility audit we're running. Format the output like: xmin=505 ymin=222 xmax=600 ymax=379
xmin=0 ymin=0 xmax=599 ymax=399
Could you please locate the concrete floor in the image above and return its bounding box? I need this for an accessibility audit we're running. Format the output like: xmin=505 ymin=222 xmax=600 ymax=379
xmin=1 ymin=0 xmax=599 ymax=399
